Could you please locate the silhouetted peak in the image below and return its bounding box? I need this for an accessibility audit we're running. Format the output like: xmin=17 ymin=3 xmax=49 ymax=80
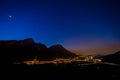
xmin=23 ymin=38 xmax=34 ymax=43
xmin=20 ymin=38 xmax=35 ymax=45
xmin=114 ymin=51 xmax=120 ymax=55
xmin=102 ymin=50 xmax=120 ymax=64
xmin=49 ymin=44 xmax=65 ymax=50
xmin=106 ymin=51 xmax=120 ymax=56
xmin=46 ymin=44 xmax=77 ymax=60
xmin=35 ymin=43 xmax=47 ymax=49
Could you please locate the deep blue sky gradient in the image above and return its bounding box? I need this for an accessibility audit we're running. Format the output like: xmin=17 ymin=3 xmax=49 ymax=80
xmin=0 ymin=0 xmax=120 ymax=53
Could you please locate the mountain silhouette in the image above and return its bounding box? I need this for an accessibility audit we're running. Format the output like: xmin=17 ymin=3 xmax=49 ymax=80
xmin=102 ymin=51 xmax=120 ymax=64
xmin=0 ymin=38 xmax=77 ymax=64
xmin=49 ymin=44 xmax=77 ymax=58
xmin=35 ymin=44 xmax=77 ymax=60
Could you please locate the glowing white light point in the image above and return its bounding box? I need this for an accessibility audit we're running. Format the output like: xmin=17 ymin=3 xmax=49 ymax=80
xmin=8 ymin=15 xmax=12 ymax=18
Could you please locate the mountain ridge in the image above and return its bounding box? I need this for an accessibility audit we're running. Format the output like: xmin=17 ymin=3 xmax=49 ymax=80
xmin=0 ymin=38 xmax=77 ymax=64
xmin=102 ymin=51 xmax=120 ymax=64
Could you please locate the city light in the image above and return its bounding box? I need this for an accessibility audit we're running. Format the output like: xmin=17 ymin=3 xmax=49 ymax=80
xmin=20 ymin=56 xmax=102 ymax=65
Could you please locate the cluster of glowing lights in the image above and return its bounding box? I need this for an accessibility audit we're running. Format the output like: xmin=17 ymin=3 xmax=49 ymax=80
xmin=21 ymin=56 xmax=102 ymax=65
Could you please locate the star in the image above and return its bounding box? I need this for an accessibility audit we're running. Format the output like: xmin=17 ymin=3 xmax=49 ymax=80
xmin=8 ymin=15 xmax=12 ymax=18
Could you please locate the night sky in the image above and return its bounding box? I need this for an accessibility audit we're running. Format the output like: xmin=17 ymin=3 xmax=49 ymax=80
xmin=0 ymin=0 xmax=120 ymax=55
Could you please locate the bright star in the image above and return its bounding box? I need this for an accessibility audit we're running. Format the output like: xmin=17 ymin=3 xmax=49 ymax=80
xmin=8 ymin=15 xmax=12 ymax=18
